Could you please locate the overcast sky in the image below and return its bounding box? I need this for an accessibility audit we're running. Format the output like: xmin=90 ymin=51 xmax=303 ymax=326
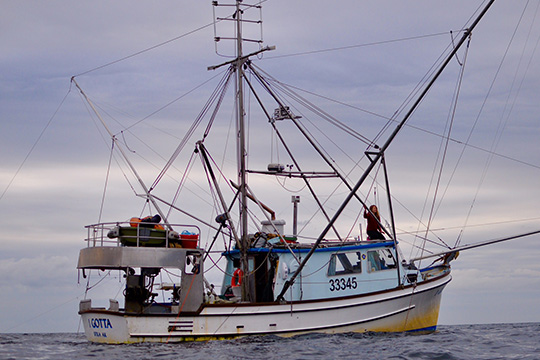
xmin=1 ymin=1 xmax=540 ymax=333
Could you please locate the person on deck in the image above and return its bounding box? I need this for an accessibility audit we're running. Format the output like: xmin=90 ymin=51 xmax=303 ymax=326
xmin=363 ymin=205 xmax=385 ymax=240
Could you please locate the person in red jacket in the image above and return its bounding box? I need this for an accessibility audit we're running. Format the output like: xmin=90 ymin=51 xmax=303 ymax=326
xmin=363 ymin=205 xmax=385 ymax=240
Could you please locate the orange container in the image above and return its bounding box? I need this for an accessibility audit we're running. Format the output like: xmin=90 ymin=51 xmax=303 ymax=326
xmin=180 ymin=234 xmax=199 ymax=248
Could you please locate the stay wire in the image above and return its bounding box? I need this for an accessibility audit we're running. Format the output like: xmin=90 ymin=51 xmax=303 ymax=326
xmin=264 ymin=32 xmax=452 ymax=60
xmin=203 ymin=67 xmax=235 ymax=140
xmin=420 ymin=34 xmax=471 ymax=253
xmin=455 ymin=0 xmax=533 ymax=247
xmin=76 ymin=72 xmax=231 ymax=212
xmin=248 ymin=65 xmax=391 ymax=239
xmin=248 ymin=65 xmax=371 ymax=198
xmin=256 ymin=68 xmax=540 ymax=171
xmin=201 ymin=146 xmax=279 ymax=258
xmin=97 ymin=140 xmax=115 ymax=224
xmin=264 ymin=79 xmax=370 ymax=168
xmin=370 ymin=37 xmax=457 ymax=147
xmin=74 ymin=21 xmax=215 ymax=77
xmin=0 ymin=87 xmax=71 ymax=202
xmin=151 ymin=67 xmax=234 ymax=190
xmin=246 ymin=70 xmax=362 ymax=237
xmin=117 ymin=70 xmax=229 ymax=136
xmin=250 ymin=63 xmax=373 ymax=146
xmin=371 ymin=6 xmax=484 ymax=146
xmin=75 ymin=87 xmax=145 ymax=198
xmin=166 ymin=151 xmax=196 ymax=220
xmin=388 ymin=1 xmax=483 ymax=147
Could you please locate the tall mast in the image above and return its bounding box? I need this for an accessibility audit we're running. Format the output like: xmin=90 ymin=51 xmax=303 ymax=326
xmin=234 ymin=0 xmax=251 ymax=300
xmin=210 ymin=1 xmax=272 ymax=302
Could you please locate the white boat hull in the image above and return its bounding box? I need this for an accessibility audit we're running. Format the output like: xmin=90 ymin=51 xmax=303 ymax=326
xmin=80 ymin=272 xmax=450 ymax=344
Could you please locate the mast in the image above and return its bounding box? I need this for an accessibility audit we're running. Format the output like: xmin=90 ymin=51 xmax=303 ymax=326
xmin=233 ymin=0 xmax=251 ymax=301
xmin=210 ymin=1 xmax=273 ymax=302
xmin=276 ymin=0 xmax=496 ymax=302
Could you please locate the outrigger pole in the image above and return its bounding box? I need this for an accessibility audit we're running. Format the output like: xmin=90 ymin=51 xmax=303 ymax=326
xmin=410 ymin=229 xmax=540 ymax=263
xmin=277 ymin=0 xmax=496 ymax=302
xmin=72 ymin=77 xmax=171 ymax=230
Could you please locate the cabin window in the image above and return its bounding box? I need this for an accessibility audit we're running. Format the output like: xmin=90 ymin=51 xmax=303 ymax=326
xmin=367 ymin=249 xmax=396 ymax=272
xmin=327 ymin=252 xmax=362 ymax=276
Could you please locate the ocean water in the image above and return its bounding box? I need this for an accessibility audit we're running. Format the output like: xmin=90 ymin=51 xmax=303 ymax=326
xmin=1 ymin=323 xmax=539 ymax=360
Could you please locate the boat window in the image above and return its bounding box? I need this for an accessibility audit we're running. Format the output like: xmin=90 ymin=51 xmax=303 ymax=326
xmin=367 ymin=249 xmax=396 ymax=272
xmin=327 ymin=252 xmax=362 ymax=276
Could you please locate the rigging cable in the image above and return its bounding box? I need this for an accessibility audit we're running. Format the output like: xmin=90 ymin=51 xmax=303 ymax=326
xmin=0 ymin=87 xmax=71 ymax=202
xmin=251 ymin=63 xmax=374 ymax=146
xmin=75 ymin=87 xmax=147 ymax=199
xmin=453 ymin=0 xmax=535 ymax=247
xmin=253 ymin=69 xmax=449 ymax=243
xmin=265 ymin=32 xmax=453 ymax=60
xmin=203 ymin=69 xmax=235 ymax=140
xmin=151 ymin=67 xmax=234 ymax=190
xmin=74 ymin=21 xmax=216 ymax=77
xmin=166 ymin=150 xmax=197 ymax=220
xmin=97 ymin=140 xmax=115 ymax=224
xmin=120 ymin=70 xmax=231 ymax=135
xmin=254 ymin=37 xmax=518 ymax=251
xmin=247 ymin=64 xmax=380 ymax=237
xmin=203 ymin=86 xmax=238 ymax=251
xmin=257 ymin=68 xmax=540 ymax=171
xmin=77 ymin=74 xmax=232 ymax=212
xmin=249 ymin=65 xmax=395 ymax=240
xmin=370 ymin=37 xmax=457 ymax=147
xmin=417 ymin=31 xmax=471 ymax=259
xmin=244 ymin=66 xmax=344 ymax=240
xmin=76 ymin=68 xmax=234 ymax=217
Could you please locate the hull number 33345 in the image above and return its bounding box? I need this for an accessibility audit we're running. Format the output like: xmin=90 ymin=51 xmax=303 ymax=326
xmin=329 ymin=277 xmax=357 ymax=291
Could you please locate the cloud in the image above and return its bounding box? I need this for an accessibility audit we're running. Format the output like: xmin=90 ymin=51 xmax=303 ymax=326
xmin=0 ymin=255 xmax=75 ymax=289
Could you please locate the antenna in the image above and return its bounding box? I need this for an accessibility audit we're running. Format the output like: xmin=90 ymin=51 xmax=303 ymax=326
xmin=212 ymin=1 xmax=264 ymax=58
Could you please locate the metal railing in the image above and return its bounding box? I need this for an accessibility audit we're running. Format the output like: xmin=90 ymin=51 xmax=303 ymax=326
xmin=84 ymin=222 xmax=200 ymax=248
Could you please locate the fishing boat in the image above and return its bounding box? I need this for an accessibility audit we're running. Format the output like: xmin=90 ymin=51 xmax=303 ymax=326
xmin=75 ymin=0 xmax=539 ymax=343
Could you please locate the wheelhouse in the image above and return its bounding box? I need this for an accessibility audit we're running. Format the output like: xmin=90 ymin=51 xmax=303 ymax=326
xmin=221 ymin=240 xmax=416 ymax=303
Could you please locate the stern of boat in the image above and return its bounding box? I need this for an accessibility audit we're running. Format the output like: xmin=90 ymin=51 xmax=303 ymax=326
xmin=79 ymin=300 xmax=131 ymax=344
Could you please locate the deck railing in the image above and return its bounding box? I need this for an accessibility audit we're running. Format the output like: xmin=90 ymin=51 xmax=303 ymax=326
xmin=84 ymin=222 xmax=200 ymax=248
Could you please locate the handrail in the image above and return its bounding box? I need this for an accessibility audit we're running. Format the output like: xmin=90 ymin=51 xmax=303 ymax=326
xmin=84 ymin=222 xmax=201 ymax=248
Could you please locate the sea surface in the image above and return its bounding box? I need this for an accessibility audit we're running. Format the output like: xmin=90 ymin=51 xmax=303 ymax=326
xmin=1 ymin=323 xmax=539 ymax=360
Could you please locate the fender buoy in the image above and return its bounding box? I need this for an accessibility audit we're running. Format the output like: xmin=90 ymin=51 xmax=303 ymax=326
xmin=130 ymin=217 xmax=141 ymax=227
xmin=231 ymin=268 xmax=243 ymax=287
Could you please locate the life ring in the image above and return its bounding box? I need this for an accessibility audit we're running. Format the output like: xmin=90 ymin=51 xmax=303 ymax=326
xmin=231 ymin=268 xmax=243 ymax=287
